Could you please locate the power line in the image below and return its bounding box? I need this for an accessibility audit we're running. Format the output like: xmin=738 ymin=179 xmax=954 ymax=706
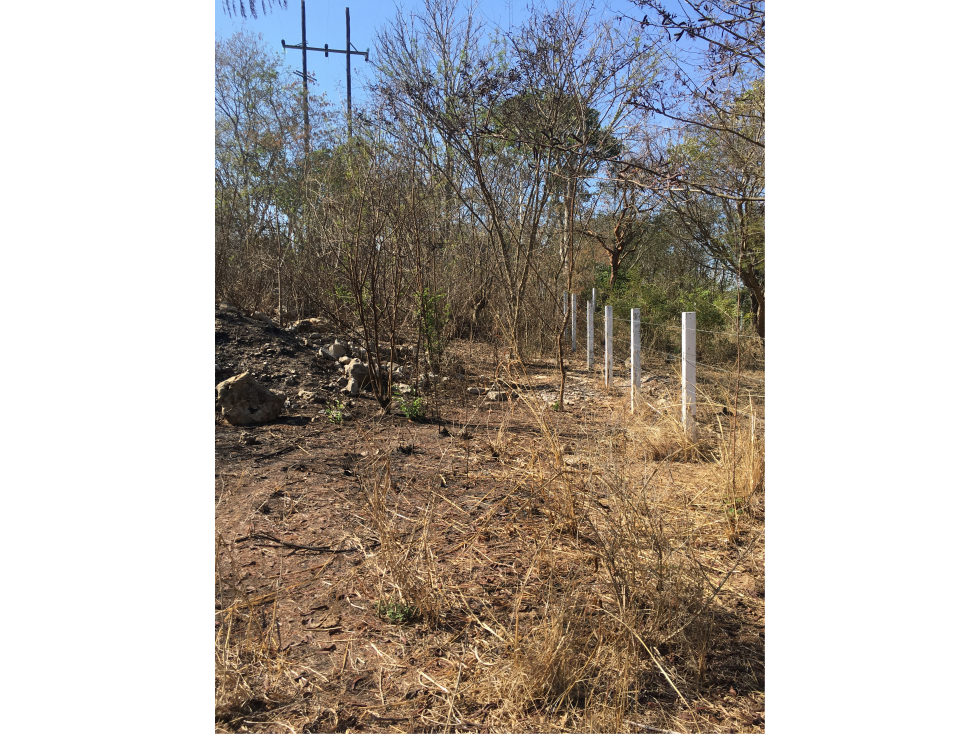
xmin=607 ymin=316 xmax=763 ymax=339
xmin=282 ymin=4 xmax=369 ymax=142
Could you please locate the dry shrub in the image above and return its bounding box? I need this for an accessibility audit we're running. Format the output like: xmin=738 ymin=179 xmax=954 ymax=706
xmin=476 ymin=382 xmax=716 ymax=731
xmin=711 ymin=396 xmax=765 ymax=543
xmin=604 ymin=387 xmax=712 ymax=464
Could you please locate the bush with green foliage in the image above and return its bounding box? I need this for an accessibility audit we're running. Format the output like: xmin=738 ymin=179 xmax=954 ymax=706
xmin=415 ymin=287 xmax=450 ymax=366
xmin=584 ymin=266 xmax=758 ymax=365
xmin=395 ymin=390 xmax=426 ymax=421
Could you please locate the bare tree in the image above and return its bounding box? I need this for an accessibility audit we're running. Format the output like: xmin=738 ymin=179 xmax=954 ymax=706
xmin=370 ymin=0 xmax=656 ymax=373
xmin=626 ymin=0 xmax=764 ymax=150
xmin=603 ymin=1 xmax=765 ymax=336
xmin=370 ymin=0 xmax=555 ymax=359
xmin=547 ymin=2 xmax=766 ymax=207
xmin=578 ymin=168 xmax=659 ymax=289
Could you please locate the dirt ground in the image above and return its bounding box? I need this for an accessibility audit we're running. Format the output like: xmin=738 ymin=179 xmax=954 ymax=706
xmin=215 ymin=308 xmax=765 ymax=733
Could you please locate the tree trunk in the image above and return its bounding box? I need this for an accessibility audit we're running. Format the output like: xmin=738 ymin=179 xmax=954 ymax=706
xmin=608 ymin=250 xmax=621 ymax=289
xmin=741 ymin=269 xmax=764 ymax=340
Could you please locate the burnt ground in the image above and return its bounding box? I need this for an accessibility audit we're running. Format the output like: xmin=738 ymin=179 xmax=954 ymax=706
xmin=215 ymin=308 xmax=765 ymax=734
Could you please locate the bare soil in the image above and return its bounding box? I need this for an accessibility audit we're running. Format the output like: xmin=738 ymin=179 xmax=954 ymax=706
xmin=215 ymin=309 xmax=765 ymax=733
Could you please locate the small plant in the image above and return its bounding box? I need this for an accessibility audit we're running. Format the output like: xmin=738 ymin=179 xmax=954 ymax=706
xmin=323 ymin=399 xmax=345 ymax=424
xmin=724 ymin=497 xmax=749 ymax=521
xmin=395 ymin=390 xmax=426 ymax=420
xmin=376 ymin=597 xmax=418 ymax=625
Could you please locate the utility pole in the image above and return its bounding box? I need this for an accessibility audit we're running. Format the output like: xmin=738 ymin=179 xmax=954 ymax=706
xmin=300 ymin=1 xmax=309 ymax=155
xmin=346 ymin=7 xmax=352 ymax=138
xmin=282 ymin=6 xmax=369 ymax=142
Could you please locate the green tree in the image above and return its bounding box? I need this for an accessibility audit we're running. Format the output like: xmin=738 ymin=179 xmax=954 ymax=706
xmin=215 ymin=30 xmax=326 ymax=316
xmin=656 ymin=81 xmax=765 ymax=337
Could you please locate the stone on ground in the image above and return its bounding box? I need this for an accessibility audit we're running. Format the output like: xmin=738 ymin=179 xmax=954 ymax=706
xmin=216 ymin=372 xmax=287 ymax=425
xmin=297 ymin=389 xmax=326 ymax=404
xmin=326 ymin=340 xmax=347 ymax=359
xmin=342 ymin=359 xmax=371 ymax=397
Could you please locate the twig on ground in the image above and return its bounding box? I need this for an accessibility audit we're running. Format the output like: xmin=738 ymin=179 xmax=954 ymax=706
xmin=234 ymin=532 xmax=378 ymax=553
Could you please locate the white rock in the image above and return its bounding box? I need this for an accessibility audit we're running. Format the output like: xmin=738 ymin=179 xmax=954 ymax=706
xmin=327 ymin=340 xmax=347 ymax=359
xmin=344 ymin=359 xmax=371 ymax=396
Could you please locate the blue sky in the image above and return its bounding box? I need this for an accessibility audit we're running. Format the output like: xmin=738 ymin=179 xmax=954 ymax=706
xmin=215 ymin=0 xmax=655 ymax=111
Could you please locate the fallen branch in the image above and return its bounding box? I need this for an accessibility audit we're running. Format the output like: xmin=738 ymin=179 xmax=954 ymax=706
xmin=251 ymin=445 xmax=299 ymax=461
xmin=234 ymin=532 xmax=377 ymax=554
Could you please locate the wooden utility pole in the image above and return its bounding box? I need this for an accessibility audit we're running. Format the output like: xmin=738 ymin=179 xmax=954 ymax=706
xmin=345 ymin=8 xmax=352 ymax=137
xmin=282 ymin=5 xmax=369 ymax=141
xmin=300 ymin=1 xmax=309 ymax=154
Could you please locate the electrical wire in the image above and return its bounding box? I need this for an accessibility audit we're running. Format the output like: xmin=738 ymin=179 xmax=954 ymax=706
xmin=607 ymin=316 xmax=762 ymax=338
xmin=568 ymin=339 xmax=763 ymax=384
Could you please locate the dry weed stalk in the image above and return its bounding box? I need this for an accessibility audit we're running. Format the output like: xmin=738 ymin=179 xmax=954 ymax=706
xmin=712 ymin=395 xmax=765 ymax=543
xmin=361 ymin=453 xmax=446 ymax=625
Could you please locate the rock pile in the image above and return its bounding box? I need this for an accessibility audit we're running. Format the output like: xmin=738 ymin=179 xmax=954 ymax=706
xmin=215 ymin=305 xmax=440 ymax=420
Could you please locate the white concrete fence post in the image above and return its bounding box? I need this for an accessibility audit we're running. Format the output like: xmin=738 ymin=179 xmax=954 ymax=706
xmin=586 ymin=297 xmax=594 ymax=370
xmin=604 ymin=305 xmax=613 ymax=388
xmin=682 ymin=311 xmax=697 ymax=439
xmin=571 ymin=293 xmax=577 ymax=352
xmin=631 ymin=308 xmax=641 ymax=412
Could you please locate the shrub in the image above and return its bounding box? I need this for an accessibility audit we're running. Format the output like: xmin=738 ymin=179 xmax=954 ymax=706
xmin=395 ymin=390 xmax=426 ymax=420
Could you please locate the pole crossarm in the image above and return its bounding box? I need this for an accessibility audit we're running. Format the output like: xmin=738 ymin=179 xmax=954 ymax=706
xmin=281 ymin=7 xmax=366 ymax=138
xmin=280 ymin=40 xmax=369 ymax=61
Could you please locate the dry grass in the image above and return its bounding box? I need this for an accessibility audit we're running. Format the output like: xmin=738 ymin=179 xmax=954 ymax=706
xmin=362 ymin=453 xmax=447 ymax=627
xmin=215 ymin=533 xmax=309 ymax=733
xmin=214 ymin=346 xmax=765 ymax=732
